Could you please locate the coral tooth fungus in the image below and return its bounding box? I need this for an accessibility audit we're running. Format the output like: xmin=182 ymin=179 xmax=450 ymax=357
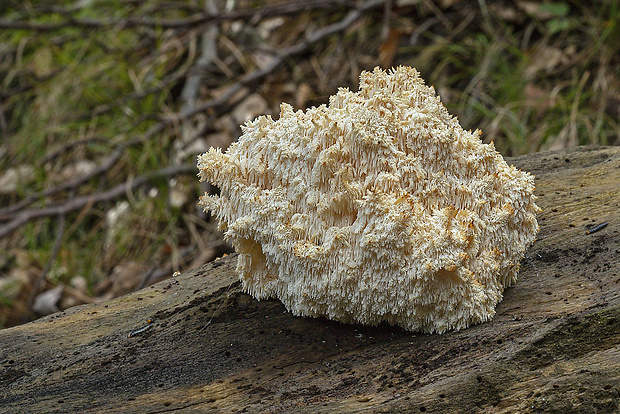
xmin=198 ymin=66 xmax=540 ymax=333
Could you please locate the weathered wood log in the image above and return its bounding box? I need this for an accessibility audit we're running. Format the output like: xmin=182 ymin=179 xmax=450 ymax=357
xmin=1 ymin=146 xmax=619 ymax=413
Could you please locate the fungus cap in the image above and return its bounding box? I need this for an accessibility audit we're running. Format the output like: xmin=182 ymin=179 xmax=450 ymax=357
xmin=198 ymin=66 xmax=540 ymax=333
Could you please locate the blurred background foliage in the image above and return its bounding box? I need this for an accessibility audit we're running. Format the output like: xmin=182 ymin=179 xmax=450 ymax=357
xmin=0 ymin=0 xmax=618 ymax=327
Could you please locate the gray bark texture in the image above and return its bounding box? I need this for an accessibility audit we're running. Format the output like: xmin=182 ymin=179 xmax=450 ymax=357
xmin=1 ymin=146 xmax=619 ymax=413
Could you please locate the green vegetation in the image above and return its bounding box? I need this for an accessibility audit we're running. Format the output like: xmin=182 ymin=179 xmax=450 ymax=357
xmin=0 ymin=0 xmax=618 ymax=327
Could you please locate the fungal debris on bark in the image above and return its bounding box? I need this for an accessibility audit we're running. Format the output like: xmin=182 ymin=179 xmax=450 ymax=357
xmin=197 ymin=66 xmax=540 ymax=333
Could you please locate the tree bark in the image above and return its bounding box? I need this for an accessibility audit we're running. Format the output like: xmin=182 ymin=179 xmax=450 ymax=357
xmin=1 ymin=146 xmax=619 ymax=413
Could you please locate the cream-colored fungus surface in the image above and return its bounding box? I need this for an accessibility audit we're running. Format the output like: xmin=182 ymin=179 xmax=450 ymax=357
xmin=198 ymin=66 xmax=539 ymax=333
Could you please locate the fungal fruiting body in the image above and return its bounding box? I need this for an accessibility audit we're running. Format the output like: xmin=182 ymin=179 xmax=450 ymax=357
xmin=198 ymin=66 xmax=540 ymax=333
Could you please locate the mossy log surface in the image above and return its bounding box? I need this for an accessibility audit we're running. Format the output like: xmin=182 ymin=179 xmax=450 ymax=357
xmin=1 ymin=146 xmax=619 ymax=413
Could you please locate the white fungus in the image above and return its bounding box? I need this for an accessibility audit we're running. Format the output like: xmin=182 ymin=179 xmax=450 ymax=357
xmin=198 ymin=66 xmax=540 ymax=333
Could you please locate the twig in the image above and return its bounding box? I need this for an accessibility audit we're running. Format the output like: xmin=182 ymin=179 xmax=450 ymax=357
xmin=0 ymin=146 xmax=125 ymax=218
xmin=381 ymin=0 xmax=392 ymax=41
xmin=185 ymin=0 xmax=387 ymax=120
xmin=40 ymin=136 xmax=109 ymax=164
xmin=0 ymin=92 xmax=239 ymax=222
xmin=137 ymin=246 xmax=195 ymax=290
xmin=0 ymin=91 xmax=230 ymax=219
xmin=179 ymin=0 xmax=218 ymax=111
xmin=0 ymin=164 xmax=197 ymax=239
xmin=0 ymin=0 xmax=387 ymax=239
xmin=0 ymin=101 xmax=8 ymax=138
xmin=24 ymin=212 xmax=66 ymax=323
xmin=0 ymin=67 xmax=65 ymax=100
xmin=0 ymin=1 xmax=353 ymax=31
xmin=175 ymin=0 xmax=220 ymax=165
xmin=88 ymin=66 xmax=189 ymax=118
xmin=124 ymin=0 xmax=387 ymax=153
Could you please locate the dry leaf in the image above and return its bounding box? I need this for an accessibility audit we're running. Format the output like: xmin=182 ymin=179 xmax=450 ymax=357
xmin=188 ymin=248 xmax=217 ymax=270
xmin=525 ymin=83 xmax=557 ymax=111
xmin=517 ymin=1 xmax=568 ymax=20
xmin=491 ymin=4 xmax=523 ymax=23
xmin=0 ymin=268 xmax=30 ymax=302
xmin=250 ymin=50 xmax=276 ymax=71
xmin=438 ymin=0 xmax=464 ymax=8
xmin=169 ymin=179 xmax=188 ymax=208
xmin=55 ymin=160 xmax=97 ymax=182
xmin=105 ymin=201 xmax=130 ymax=249
xmin=31 ymin=47 xmax=53 ymax=78
xmin=0 ymin=165 xmax=35 ymax=194
xmin=379 ymin=29 xmax=403 ymax=68
xmin=258 ymin=17 xmax=285 ymax=39
xmin=232 ymin=93 xmax=269 ymax=125
xmin=70 ymin=275 xmax=89 ymax=296
xmin=110 ymin=262 xmax=148 ymax=297
xmin=205 ymin=131 xmax=234 ymax=150
xmin=32 ymin=285 xmax=64 ymax=316
xmin=525 ymin=46 xmax=568 ymax=78
xmin=295 ymin=83 xmax=313 ymax=110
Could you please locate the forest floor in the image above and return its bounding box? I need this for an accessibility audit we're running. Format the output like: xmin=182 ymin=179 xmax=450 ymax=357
xmin=0 ymin=0 xmax=618 ymax=327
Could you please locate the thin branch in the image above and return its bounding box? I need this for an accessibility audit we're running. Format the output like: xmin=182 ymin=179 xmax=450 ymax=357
xmin=40 ymin=137 xmax=109 ymax=164
xmin=0 ymin=0 xmax=387 ymax=238
xmin=0 ymin=145 xmax=127 ymax=218
xmin=180 ymin=0 xmax=219 ymax=112
xmin=0 ymin=67 xmax=65 ymax=100
xmin=88 ymin=68 xmax=188 ymax=118
xmin=110 ymin=0 xmax=384 ymax=146
xmin=0 ymin=82 xmax=240 ymax=219
xmin=183 ymin=0 xmax=387 ymax=120
xmin=137 ymin=245 xmax=194 ymax=290
xmin=0 ymin=1 xmax=353 ymax=31
xmin=0 ymin=164 xmax=197 ymax=239
xmin=24 ymin=211 xmax=66 ymax=323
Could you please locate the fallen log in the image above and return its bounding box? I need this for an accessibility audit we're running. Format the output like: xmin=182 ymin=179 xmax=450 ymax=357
xmin=1 ymin=145 xmax=619 ymax=413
